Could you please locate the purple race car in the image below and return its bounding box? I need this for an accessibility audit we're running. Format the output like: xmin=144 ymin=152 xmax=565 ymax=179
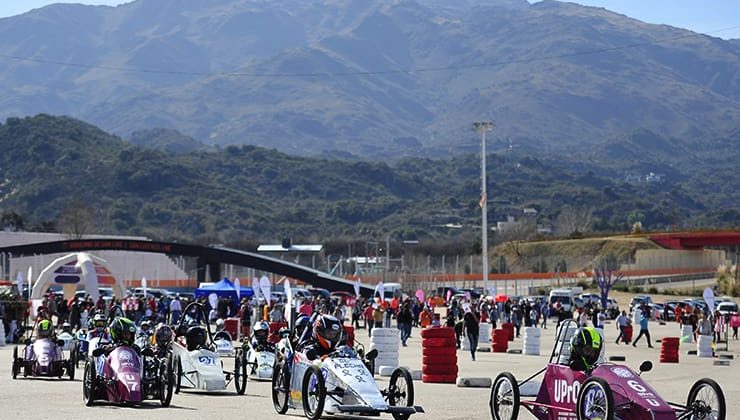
xmin=11 ymin=319 xmax=75 ymax=380
xmin=489 ymin=320 xmax=726 ymax=420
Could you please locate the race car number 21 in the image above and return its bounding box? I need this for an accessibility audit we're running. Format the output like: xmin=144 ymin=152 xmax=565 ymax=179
xmin=198 ymin=356 xmax=216 ymax=366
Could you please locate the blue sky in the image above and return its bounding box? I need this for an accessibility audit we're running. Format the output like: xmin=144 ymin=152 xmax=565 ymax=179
xmin=1 ymin=1 xmax=738 ymax=38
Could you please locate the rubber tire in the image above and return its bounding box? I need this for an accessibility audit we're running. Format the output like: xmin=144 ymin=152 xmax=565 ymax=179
xmin=421 ymin=337 xmax=456 ymax=348
xmin=68 ymin=357 xmax=75 ymax=381
xmin=175 ymin=356 xmax=182 ymax=394
xmin=234 ymin=349 xmax=247 ymax=395
xmin=686 ymin=378 xmax=726 ymax=420
xmin=370 ymin=343 xmax=399 ymax=353
xmin=82 ymin=360 xmax=96 ymax=407
xmin=371 ymin=335 xmax=400 ymax=345
xmin=576 ymin=376 xmax=614 ymax=420
xmin=160 ymin=354 xmax=174 ymax=407
xmin=422 ymin=364 xmax=458 ymax=375
xmin=420 ymin=328 xmax=455 ymax=339
xmin=271 ymin=361 xmax=290 ymax=414
xmin=72 ymin=342 xmax=81 ymax=368
xmin=388 ymin=367 xmax=414 ymax=420
xmin=422 ymin=347 xmax=456 ymax=357
xmin=371 ymin=328 xmax=399 ymax=337
xmin=490 ymin=372 xmax=520 ymax=420
xmin=421 ymin=374 xmax=456 ymax=383
xmin=422 ymin=354 xmax=456 ymax=365
xmin=302 ymin=365 xmax=326 ymax=420
xmin=11 ymin=346 xmax=18 ymax=379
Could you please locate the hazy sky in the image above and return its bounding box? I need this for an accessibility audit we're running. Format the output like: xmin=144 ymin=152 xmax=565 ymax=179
xmin=0 ymin=0 xmax=738 ymax=38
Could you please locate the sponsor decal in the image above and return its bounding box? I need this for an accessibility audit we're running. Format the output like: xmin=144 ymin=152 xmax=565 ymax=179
xmin=610 ymin=367 xmax=634 ymax=378
xmin=553 ymin=379 xmax=580 ymax=405
xmin=198 ymin=356 xmax=216 ymax=366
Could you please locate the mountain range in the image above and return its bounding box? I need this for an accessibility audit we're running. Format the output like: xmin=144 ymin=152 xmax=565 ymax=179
xmin=0 ymin=0 xmax=738 ymax=158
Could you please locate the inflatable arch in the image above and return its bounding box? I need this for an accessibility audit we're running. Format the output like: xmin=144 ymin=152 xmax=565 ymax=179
xmin=31 ymin=252 xmax=125 ymax=301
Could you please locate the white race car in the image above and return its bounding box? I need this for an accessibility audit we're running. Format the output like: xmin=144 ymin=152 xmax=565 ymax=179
xmin=244 ymin=341 xmax=276 ymax=380
xmin=171 ymin=302 xmax=247 ymax=394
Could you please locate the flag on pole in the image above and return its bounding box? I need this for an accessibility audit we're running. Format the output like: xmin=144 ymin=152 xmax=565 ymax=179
xmin=142 ymin=276 xmax=147 ymax=298
xmin=16 ymin=271 xmax=23 ymax=294
xmin=479 ymin=192 xmax=487 ymax=208
xmin=27 ymin=266 xmax=33 ymax=298
xmin=284 ymin=278 xmax=293 ymax=327
xmin=373 ymin=281 xmax=384 ymax=303
xmin=234 ymin=277 xmax=240 ymax=301
xmin=353 ymin=278 xmax=361 ymax=297
xmin=251 ymin=277 xmax=261 ymax=300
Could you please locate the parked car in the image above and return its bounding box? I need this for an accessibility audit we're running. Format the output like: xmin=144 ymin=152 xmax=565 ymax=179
xmin=579 ymin=293 xmax=601 ymax=307
xmin=717 ymin=301 xmax=738 ymax=316
xmin=629 ymin=295 xmax=653 ymax=310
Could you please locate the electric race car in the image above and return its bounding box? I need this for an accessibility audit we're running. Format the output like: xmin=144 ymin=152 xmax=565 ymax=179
xmin=489 ymin=320 xmax=726 ymax=420
xmin=11 ymin=318 xmax=75 ymax=380
xmin=272 ymin=335 xmax=423 ymax=420
xmin=171 ymin=302 xmax=247 ymax=394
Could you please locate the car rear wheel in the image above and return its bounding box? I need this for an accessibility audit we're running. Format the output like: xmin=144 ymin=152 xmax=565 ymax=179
xmin=234 ymin=349 xmax=247 ymax=395
xmin=686 ymin=378 xmax=725 ymax=420
xmin=388 ymin=367 xmax=414 ymax=420
xmin=11 ymin=346 xmax=18 ymax=379
xmin=272 ymin=361 xmax=290 ymax=414
xmin=577 ymin=377 xmax=614 ymax=420
xmin=68 ymin=356 xmax=75 ymax=381
xmin=490 ymin=372 xmax=519 ymax=420
xmin=160 ymin=355 xmax=174 ymax=407
xmin=174 ymin=356 xmax=182 ymax=394
xmin=82 ymin=360 xmax=96 ymax=406
xmin=302 ymin=365 xmax=325 ymax=420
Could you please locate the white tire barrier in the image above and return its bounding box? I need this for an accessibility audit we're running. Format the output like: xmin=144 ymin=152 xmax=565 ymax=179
xmin=0 ymin=321 xmax=6 ymax=346
xmin=456 ymin=377 xmax=492 ymax=388
xmin=697 ymin=334 xmax=713 ymax=358
xmin=522 ymin=327 xmax=541 ymax=355
xmin=681 ymin=325 xmax=694 ymax=343
xmin=371 ymin=328 xmax=400 ymax=373
xmin=378 ymin=366 xmax=396 ymax=377
xmin=478 ymin=323 xmax=491 ymax=351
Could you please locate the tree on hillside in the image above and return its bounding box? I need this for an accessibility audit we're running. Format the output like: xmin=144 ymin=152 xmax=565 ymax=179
xmin=57 ymin=200 xmax=95 ymax=239
xmin=594 ymin=268 xmax=622 ymax=310
xmin=1 ymin=212 xmax=24 ymax=231
xmin=555 ymin=205 xmax=594 ymax=236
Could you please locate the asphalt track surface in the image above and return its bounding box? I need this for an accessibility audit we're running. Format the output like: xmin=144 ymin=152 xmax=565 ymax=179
xmin=1 ymin=321 xmax=737 ymax=420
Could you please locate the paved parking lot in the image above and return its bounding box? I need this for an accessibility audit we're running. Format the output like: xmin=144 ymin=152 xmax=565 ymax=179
xmin=1 ymin=320 xmax=736 ymax=419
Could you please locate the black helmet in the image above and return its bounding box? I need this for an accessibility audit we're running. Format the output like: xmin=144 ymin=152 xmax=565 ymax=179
xmin=110 ymin=317 xmax=136 ymax=346
xmin=154 ymin=324 xmax=173 ymax=347
xmin=253 ymin=321 xmax=269 ymax=343
xmin=312 ymin=315 xmax=343 ymax=351
xmin=570 ymin=327 xmax=602 ymax=369
xmin=185 ymin=325 xmax=207 ymax=351
xmin=140 ymin=320 xmax=153 ymax=333
xmin=295 ymin=315 xmax=311 ymax=338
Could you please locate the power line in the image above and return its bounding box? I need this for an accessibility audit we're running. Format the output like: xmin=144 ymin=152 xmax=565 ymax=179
xmin=0 ymin=24 xmax=738 ymax=78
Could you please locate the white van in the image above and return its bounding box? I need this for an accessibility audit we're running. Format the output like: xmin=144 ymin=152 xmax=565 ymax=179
xmin=549 ymin=289 xmax=579 ymax=312
xmin=382 ymin=283 xmax=403 ymax=302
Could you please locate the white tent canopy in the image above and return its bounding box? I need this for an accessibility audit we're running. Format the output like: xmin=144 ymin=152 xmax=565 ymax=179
xmin=31 ymin=252 xmax=125 ymax=301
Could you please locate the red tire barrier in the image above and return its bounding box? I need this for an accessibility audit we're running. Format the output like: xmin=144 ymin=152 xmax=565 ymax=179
xmin=421 ymin=337 xmax=457 ymax=348
xmin=502 ymin=323 xmax=515 ymax=341
xmin=422 ymin=347 xmax=457 ymax=357
xmin=660 ymin=336 xmax=680 ymax=363
xmin=492 ymin=328 xmax=509 ymax=353
xmin=422 ymin=374 xmax=457 ymax=384
xmin=622 ymin=325 xmax=633 ymax=343
xmin=421 ymin=327 xmax=455 ymax=339
xmin=422 ymin=327 xmax=457 ymax=384
xmin=344 ymin=326 xmax=355 ymax=347
xmin=422 ymin=364 xmax=458 ymax=375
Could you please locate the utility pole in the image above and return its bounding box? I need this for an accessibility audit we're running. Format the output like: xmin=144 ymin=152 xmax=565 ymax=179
xmin=474 ymin=121 xmax=495 ymax=295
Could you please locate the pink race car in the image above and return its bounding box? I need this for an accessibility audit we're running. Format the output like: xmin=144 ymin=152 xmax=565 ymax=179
xmin=489 ymin=321 xmax=725 ymax=420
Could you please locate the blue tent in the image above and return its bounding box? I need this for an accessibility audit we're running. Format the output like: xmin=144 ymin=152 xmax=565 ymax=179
xmin=194 ymin=278 xmax=254 ymax=305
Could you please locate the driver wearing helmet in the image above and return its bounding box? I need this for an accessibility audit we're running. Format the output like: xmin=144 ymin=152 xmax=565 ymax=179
xmin=94 ymin=317 xmax=140 ymax=357
xmin=568 ymin=327 xmax=603 ymax=372
xmin=251 ymin=321 xmax=270 ymax=351
xmin=153 ymin=323 xmax=173 ymax=348
xmin=185 ymin=323 xmax=208 ymax=352
xmin=37 ymin=319 xmax=56 ymax=340
xmin=138 ymin=320 xmax=153 ymax=336
xmin=303 ymin=315 xmax=344 ymax=360
xmin=88 ymin=313 xmax=110 ymax=340
xmin=61 ymin=322 xmax=73 ymax=334
xmin=292 ymin=315 xmax=311 ymax=347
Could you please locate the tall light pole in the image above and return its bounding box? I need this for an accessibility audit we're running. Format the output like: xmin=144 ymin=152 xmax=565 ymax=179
xmin=473 ymin=121 xmax=495 ymax=295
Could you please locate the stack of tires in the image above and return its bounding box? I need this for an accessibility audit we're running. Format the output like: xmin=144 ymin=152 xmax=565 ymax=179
xmin=421 ymin=327 xmax=457 ymax=383
xmin=522 ymin=327 xmax=540 ymax=355
xmin=660 ymin=337 xmax=680 ymax=363
xmin=478 ymin=322 xmax=491 ymax=351
xmin=696 ymin=335 xmax=713 ymax=357
xmin=343 ymin=326 xmax=355 ymax=347
xmin=370 ymin=328 xmax=400 ymax=373
xmin=491 ymin=329 xmax=509 ymax=353
xmin=681 ymin=325 xmax=694 ymax=343
xmin=502 ymin=323 xmax=515 ymax=341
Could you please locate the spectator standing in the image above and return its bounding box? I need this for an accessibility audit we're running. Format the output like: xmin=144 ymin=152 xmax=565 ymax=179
xmin=463 ymin=309 xmax=480 ymax=361
xmin=615 ymin=310 xmax=628 ymax=344
xmin=169 ymin=294 xmax=182 ymax=324
xmin=632 ymin=311 xmax=653 ymax=348
xmin=397 ymin=301 xmax=413 ymax=346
